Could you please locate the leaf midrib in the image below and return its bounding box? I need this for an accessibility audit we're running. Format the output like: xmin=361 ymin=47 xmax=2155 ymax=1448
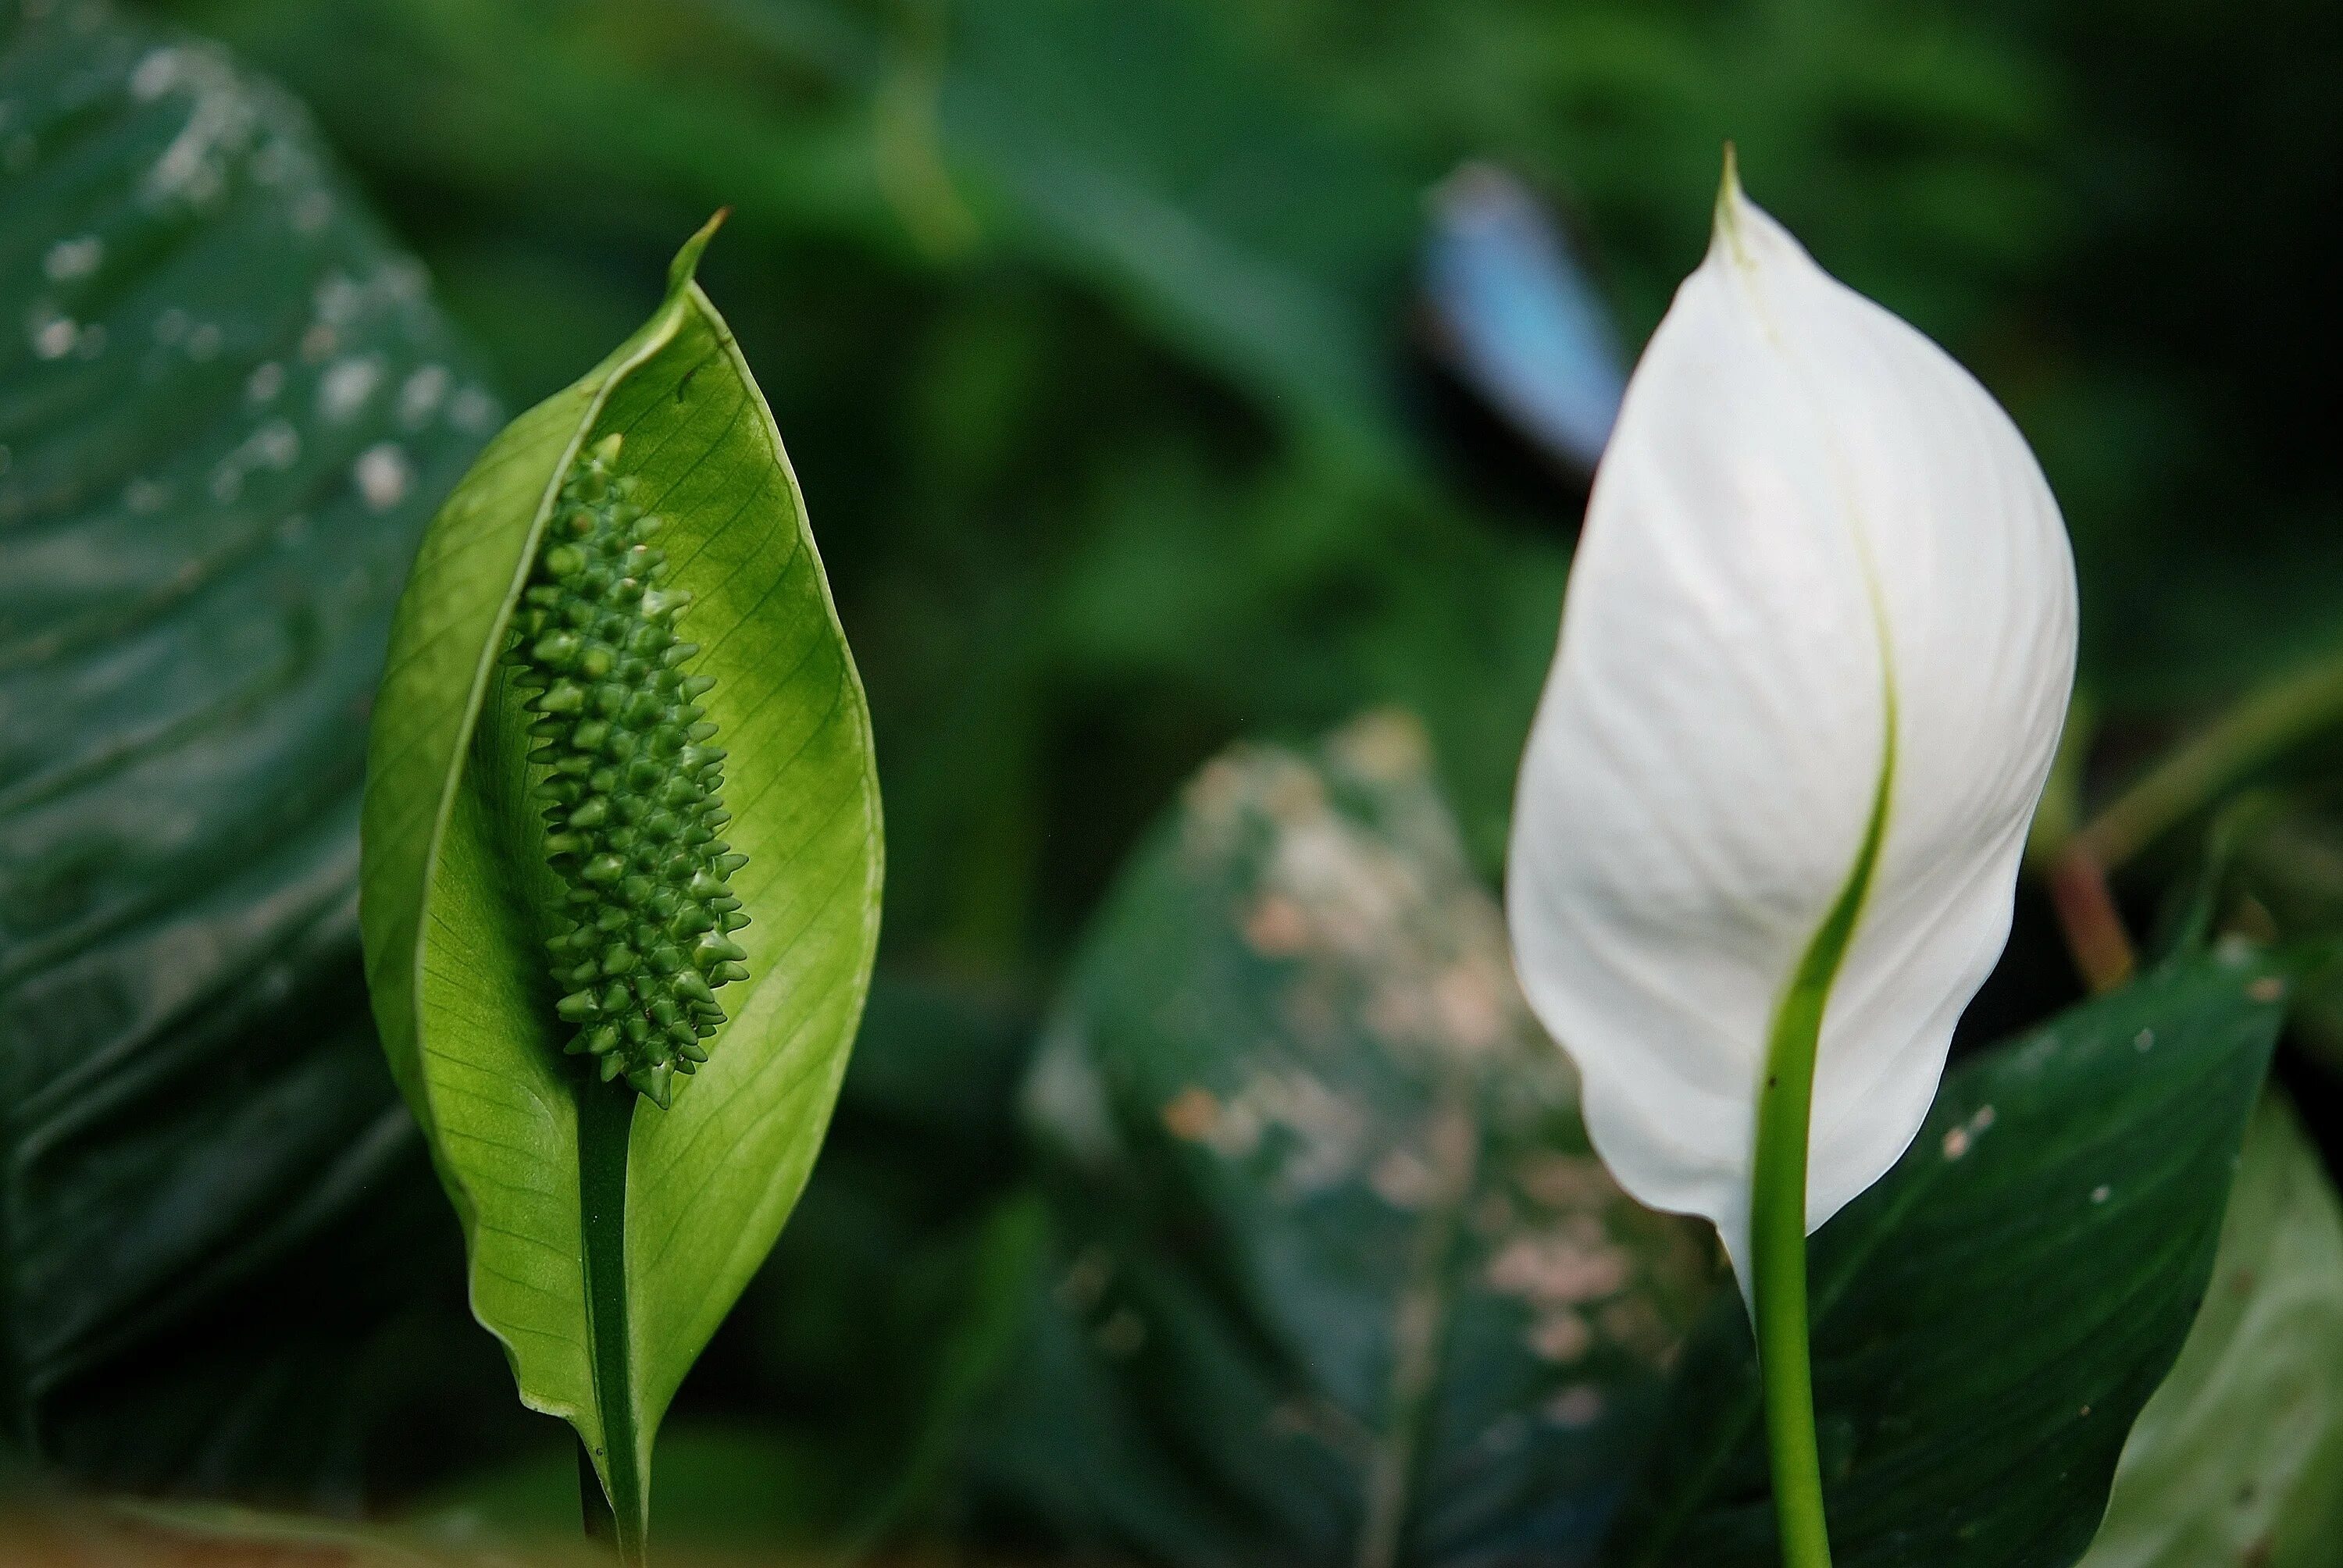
xmin=1350 ymin=1071 xmax=1482 ymax=1568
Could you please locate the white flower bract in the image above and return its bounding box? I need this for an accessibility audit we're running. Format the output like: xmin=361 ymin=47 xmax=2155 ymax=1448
xmin=1505 ymin=170 xmax=2077 ymax=1286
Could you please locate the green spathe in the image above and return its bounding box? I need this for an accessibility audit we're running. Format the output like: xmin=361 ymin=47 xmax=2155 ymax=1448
xmin=358 ymin=218 xmax=883 ymax=1561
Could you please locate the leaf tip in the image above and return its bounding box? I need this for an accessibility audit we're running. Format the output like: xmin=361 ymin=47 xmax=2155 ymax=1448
xmin=667 ymin=208 xmax=733 ymax=294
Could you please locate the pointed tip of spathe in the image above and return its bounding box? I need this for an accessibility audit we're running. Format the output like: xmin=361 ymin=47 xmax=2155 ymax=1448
xmin=1712 ymin=143 xmax=1753 ymax=265
xmin=666 ymin=207 xmax=733 ymax=294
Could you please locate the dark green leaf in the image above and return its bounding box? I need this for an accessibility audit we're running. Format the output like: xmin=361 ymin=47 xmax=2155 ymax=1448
xmin=982 ymin=712 xmax=1719 ymax=1566
xmin=1607 ymin=954 xmax=2286 ymax=1567
xmin=0 ymin=0 xmax=501 ymax=1495
xmin=2216 ymin=797 xmax=2343 ymax=1073
xmin=2079 ymin=1091 xmax=2343 ymax=1567
xmin=660 ymin=973 xmax=1038 ymax=1546
xmin=171 ymin=0 xmax=1425 ymax=460
xmin=936 ymin=0 xmax=1420 ymax=458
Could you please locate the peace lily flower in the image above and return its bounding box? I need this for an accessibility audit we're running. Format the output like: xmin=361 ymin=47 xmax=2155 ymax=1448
xmin=1506 ymin=155 xmax=2076 ymax=1563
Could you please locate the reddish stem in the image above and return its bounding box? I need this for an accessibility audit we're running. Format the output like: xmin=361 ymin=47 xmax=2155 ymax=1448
xmin=2047 ymin=843 xmax=2136 ymax=995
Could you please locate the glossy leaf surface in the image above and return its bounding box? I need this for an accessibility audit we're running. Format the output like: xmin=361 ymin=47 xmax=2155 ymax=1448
xmin=1607 ymin=954 xmax=2284 ymax=1566
xmin=985 ymin=714 xmax=1719 ymax=1566
xmin=2081 ymin=1092 xmax=2343 ymax=1567
xmin=0 ymin=0 xmax=504 ymax=1493
xmin=358 ymin=227 xmax=882 ymax=1538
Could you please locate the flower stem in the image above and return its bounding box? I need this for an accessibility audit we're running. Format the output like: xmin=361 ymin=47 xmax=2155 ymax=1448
xmin=577 ymin=1077 xmax=648 ymax=1566
xmin=2078 ymin=647 xmax=2343 ymax=872
xmin=2045 ymin=843 xmax=2136 ymax=993
xmin=1748 ymin=711 xmax=1891 ymax=1568
xmin=1753 ymin=971 xmax=1837 ymax=1568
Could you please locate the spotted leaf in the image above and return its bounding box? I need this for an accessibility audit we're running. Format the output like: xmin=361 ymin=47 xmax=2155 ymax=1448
xmin=0 ymin=0 xmax=506 ymax=1494
xmin=985 ymin=713 xmax=1718 ymax=1566
xmin=2081 ymin=1092 xmax=2343 ymax=1568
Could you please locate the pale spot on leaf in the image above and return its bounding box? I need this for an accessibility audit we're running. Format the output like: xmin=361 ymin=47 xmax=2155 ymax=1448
xmin=44 ymin=235 xmax=102 ymax=281
xmin=354 ymin=442 xmax=410 ymax=510
xmin=28 ymin=311 xmax=76 ymax=359
xmin=1161 ymin=1085 xmax=1219 ymax=1142
xmin=1525 ymin=1310 xmax=1590 ymax=1363
xmin=129 ymin=45 xmax=181 ymax=101
xmin=399 ymin=363 xmax=451 ymax=427
xmin=319 ymin=355 xmax=383 ymax=422
xmin=1243 ymin=893 xmax=1311 ymax=957
xmin=1546 ymin=1384 xmax=1604 ymax=1428
xmin=1485 ymin=1231 xmax=1629 ymax=1306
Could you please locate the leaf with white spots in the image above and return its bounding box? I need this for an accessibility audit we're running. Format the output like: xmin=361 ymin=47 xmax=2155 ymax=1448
xmin=983 ymin=714 xmax=1719 ymax=1566
xmin=2081 ymin=1092 xmax=2343 ymax=1568
xmin=0 ymin=0 xmax=508 ymax=1495
xmin=1607 ymin=955 xmax=2285 ymax=1566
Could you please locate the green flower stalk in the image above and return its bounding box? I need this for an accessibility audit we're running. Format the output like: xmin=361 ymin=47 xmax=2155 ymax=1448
xmin=504 ymin=434 xmax=750 ymax=1109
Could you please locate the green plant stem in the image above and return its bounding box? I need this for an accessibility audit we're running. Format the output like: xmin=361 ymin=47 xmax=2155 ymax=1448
xmin=577 ymin=1079 xmax=647 ymax=1566
xmin=1753 ymin=982 xmax=1838 ymax=1568
xmin=2079 ymin=648 xmax=2343 ymax=871
xmin=1748 ymin=711 xmax=1892 ymax=1568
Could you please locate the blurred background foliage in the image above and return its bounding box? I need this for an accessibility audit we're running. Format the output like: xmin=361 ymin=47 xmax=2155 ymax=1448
xmin=159 ymin=0 xmax=2343 ymax=962
xmin=5 ymin=0 xmax=2342 ymax=1559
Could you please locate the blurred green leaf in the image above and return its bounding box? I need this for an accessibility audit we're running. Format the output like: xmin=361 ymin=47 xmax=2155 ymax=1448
xmin=412 ymin=1424 xmax=836 ymax=1555
xmin=358 ymin=226 xmax=882 ymax=1548
xmin=1607 ymin=953 xmax=2285 ymax=1566
xmin=1201 ymin=0 xmax=2067 ymax=342
xmin=983 ymin=712 xmax=1719 ymax=1566
xmin=160 ymin=0 xmax=1573 ymax=967
xmin=2202 ymin=796 xmax=2343 ymax=1073
xmin=153 ymin=0 xmax=2343 ymax=996
xmin=95 ymin=1499 xmax=494 ymax=1566
xmin=0 ymin=0 xmax=509 ymax=1500
xmin=936 ymin=0 xmax=1420 ymax=459
xmin=176 ymin=0 xmax=1427 ymax=462
xmin=677 ymin=971 xmax=1036 ymax=1545
xmin=1996 ymin=0 xmax=2343 ymax=713
xmin=2081 ymin=1091 xmax=2343 ymax=1567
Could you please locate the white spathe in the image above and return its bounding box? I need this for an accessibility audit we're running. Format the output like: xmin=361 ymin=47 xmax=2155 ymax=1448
xmin=1505 ymin=169 xmax=2077 ymax=1288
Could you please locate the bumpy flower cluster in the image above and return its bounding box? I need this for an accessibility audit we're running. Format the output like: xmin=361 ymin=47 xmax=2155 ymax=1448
xmin=504 ymin=434 xmax=748 ymax=1109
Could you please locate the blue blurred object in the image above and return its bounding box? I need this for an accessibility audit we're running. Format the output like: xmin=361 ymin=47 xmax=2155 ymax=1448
xmin=1422 ymin=163 xmax=1628 ymax=476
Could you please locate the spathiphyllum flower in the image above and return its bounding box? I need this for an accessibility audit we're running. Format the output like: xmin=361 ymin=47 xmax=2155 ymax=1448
xmin=1507 ymin=162 xmax=2076 ymax=1310
xmin=1506 ymin=158 xmax=2076 ymax=1560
